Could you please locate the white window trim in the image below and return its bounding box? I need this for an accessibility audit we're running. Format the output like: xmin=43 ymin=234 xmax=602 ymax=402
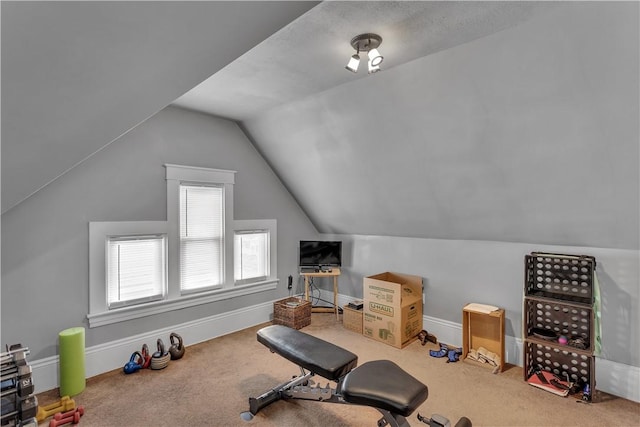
xmin=166 ymin=164 xmax=237 ymax=298
xmin=106 ymin=233 xmax=167 ymax=309
xmin=233 ymin=219 xmax=277 ymax=286
xmin=86 ymin=165 xmax=279 ymax=328
xmin=88 ymin=221 xmax=169 ymax=325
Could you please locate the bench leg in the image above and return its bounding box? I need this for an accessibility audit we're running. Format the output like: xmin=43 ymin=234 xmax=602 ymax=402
xmin=376 ymin=408 xmax=412 ymax=427
xmin=248 ymin=368 xmax=314 ymax=415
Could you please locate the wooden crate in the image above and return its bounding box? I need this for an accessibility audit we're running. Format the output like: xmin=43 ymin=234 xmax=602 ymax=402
xmin=343 ymin=305 xmax=363 ymax=334
xmin=462 ymin=304 xmax=505 ymax=373
xmin=273 ymin=297 xmax=311 ymax=329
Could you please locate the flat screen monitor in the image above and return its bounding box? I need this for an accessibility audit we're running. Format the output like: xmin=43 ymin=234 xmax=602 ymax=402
xmin=299 ymin=240 xmax=342 ymax=267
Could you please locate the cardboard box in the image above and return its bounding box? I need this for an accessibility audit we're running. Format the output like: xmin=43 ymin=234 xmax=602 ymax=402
xmin=343 ymin=305 xmax=363 ymax=334
xmin=363 ymin=272 xmax=423 ymax=348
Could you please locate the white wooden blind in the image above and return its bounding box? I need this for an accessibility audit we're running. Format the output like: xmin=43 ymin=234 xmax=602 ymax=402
xmin=234 ymin=230 xmax=269 ymax=284
xmin=180 ymin=184 xmax=224 ymax=292
xmin=107 ymin=235 xmax=165 ymax=308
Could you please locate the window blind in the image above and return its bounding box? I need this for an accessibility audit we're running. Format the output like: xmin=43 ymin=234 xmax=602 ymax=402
xmin=234 ymin=230 xmax=269 ymax=284
xmin=180 ymin=184 xmax=224 ymax=292
xmin=107 ymin=235 xmax=165 ymax=308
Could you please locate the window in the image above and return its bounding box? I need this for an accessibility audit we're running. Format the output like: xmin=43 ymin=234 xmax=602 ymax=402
xmin=234 ymin=230 xmax=269 ymax=285
xmin=87 ymin=165 xmax=278 ymax=328
xmin=107 ymin=235 xmax=166 ymax=308
xmin=180 ymin=184 xmax=224 ymax=292
xmin=166 ymin=165 xmax=278 ymax=295
xmin=88 ymin=221 xmax=169 ymax=326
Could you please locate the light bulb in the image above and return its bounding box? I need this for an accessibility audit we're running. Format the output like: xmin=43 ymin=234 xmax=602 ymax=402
xmin=345 ymin=54 xmax=360 ymax=73
xmin=368 ymin=48 xmax=383 ymax=66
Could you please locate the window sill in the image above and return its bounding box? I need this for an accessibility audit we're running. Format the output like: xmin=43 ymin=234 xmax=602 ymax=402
xmin=87 ymin=278 xmax=278 ymax=328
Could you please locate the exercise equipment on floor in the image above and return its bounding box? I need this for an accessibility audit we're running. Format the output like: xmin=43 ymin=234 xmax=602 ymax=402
xmin=58 ymin=327 xmax=86 ymax=397
xmin=140 ymin=344 xmax=152 ymax=369
xmin=168 ymin=333 xmax=185 ymax=360
xmin=243 ymin=325 xmax=471 ymax=427
xmin=429 ymin=343 xmax=462 ymax=363
xmin=49 ymin=406 xmax=84 ymax=427
xmin=417 ymin=412 xmax=472 ymax=427
xmin=36 ymin=396 xmax=76 ymax=423
xmin=123 ymin=351 xmax=144 ymax=374
xmin=418 ymin=330 xmax=438 ymax=346
xmin=150 ymin=339 xmax=170 ymax=370
xmin=1 ymin=345 xmax=38 ymax=426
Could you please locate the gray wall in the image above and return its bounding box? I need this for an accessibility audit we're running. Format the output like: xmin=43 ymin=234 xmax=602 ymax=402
xmin=242 ymin=2 xmax=639 ymax=250
xmin=1 ymin=1 xmax=317 ymax=213
xmin=1 ymin=106 xmax=318 ymax=359
xmin=322 ymin=233 xmax=639 ymax=368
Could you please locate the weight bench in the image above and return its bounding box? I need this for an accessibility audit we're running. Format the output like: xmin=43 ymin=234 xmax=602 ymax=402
xmin=244 ymin=324 xmax=429 ymax=427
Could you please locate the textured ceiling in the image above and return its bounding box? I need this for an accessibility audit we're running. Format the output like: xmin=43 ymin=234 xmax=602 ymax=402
xmin=191 ymin=1 xmax=638 ymax=250
xmin=3 ymin=2 xmax=638 ymax=250
xmin=172 ymin=1 xmax=551 ymax=121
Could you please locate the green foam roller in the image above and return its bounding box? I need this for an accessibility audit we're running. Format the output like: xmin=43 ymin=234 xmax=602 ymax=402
xmin=59 ymin=327 xmax=86 ymax=396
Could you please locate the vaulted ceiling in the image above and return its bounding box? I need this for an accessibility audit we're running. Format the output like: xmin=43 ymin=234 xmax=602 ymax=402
xmin=2 ymin=2 xmax=638 ymax=250
xmin=1 ymin=1 xmax=318 ymax=213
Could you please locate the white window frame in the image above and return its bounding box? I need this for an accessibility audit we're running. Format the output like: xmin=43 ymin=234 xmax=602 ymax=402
xmin=106 ymin=233 xmax=167 ymax=309
xmin=179 ymin=183 xmax=225 ymax=294
xmin=166 ymin=165 xmax=277 ymax=297
xmin=88 ymin=221 xmax=169 ymax=326
xmin=87 ymin=165 xmax=278 ymax=328
xmin=233 ymin=220 xmax=277 ymax=286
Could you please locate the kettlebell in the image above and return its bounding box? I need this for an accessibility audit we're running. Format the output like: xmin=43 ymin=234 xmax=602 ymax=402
xmin=151 ymin=338 xmax=170 ymax=370
xmin=141 ymin=343 xmax=152 ymax=369
xmin=123 ymin=351 xmax=143 ymax=374
xmin=169 ymin=332 xmax=185 ymax=360
xmin=152 ymin=338 xmax=166 ymax=358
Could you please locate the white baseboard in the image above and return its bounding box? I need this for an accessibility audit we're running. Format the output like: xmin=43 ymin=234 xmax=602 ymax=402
xmin=30 ymin=301 xmax=273 ymax=394
xmin=336 ymin=291 xmax=639 ymax=402
xmin=422 ymin=315 xmax=639 ymax=403
xmin=422 ymin=315 xmax=524 ymax=366
xmin=30 ymin=294 xmax=640 ymax=403
xmin=596 ymin=358 xmax=640 ymax=403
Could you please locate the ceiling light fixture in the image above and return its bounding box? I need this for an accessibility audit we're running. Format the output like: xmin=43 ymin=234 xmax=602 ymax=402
xmin=345 ymin=33 xmax=383 ymax=74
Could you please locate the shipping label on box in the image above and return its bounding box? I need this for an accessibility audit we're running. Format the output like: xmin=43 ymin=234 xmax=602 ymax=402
xmin=363 ymin=272 xmax=423 ymax=348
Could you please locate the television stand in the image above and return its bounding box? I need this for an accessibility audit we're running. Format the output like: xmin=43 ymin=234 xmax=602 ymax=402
xmin=300 ymin=268 xmax=341 ymax=320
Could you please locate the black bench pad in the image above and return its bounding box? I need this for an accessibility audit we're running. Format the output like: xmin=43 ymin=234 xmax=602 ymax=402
xmin=340 ymin=360 xmax=429 ymax=417
xmin=257 ymin=325 xmax=358 ymax=381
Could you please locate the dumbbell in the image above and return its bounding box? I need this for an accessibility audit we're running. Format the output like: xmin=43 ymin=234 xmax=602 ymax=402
xmin=2 ymin=359 xmax=33 ymax=380
xmin=36 ymin=396 xmax=75 ymax=422
xmin=169 ymin=333 xmax=185 ymax=360
xmin=123 ymin=351 xmax=144 ymax=374
xmin=13 ymin=350 xmax=28 ymax=364
xmin=17 ymin=376 xmax=35 ymax=397
xmin=140 ymin=344 xmax=152 ymax=369
xmin=20 ymin=395 xmax=39 ymax=420
xmin=151 ymin=339 xmax=170 ymax=370
xmin=49 ymin=406 xmax=84 ymax=427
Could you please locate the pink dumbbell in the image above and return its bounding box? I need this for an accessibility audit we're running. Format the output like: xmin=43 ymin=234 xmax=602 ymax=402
xmin=49 ymin=405 xmax=84 ymax=427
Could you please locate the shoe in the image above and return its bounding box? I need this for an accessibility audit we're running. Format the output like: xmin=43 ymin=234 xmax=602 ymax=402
xmin=418 ymin=330 xmax=438 ymax=345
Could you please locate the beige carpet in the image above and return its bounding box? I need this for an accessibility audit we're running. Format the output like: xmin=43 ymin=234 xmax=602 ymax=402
xmin=37 ymin=313 xmax=639 ymax=426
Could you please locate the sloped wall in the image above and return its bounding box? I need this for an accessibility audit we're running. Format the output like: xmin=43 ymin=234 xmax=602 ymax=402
xmin=1 ymin=1 xmax=317 ymax=213
xmin=243 ymin=2 xmax=639 ymax=250
xmin=1 ymin=106 xmax=317 ymax=359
